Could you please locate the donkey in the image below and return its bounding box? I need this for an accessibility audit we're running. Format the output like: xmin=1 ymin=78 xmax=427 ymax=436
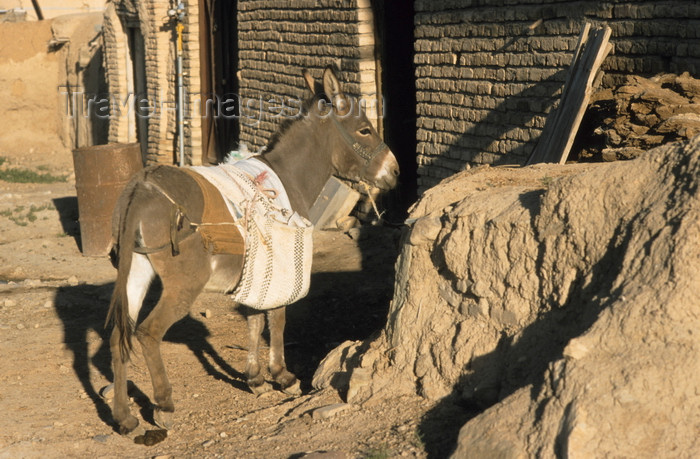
xmin=106 ymin=66 xmax=399 ymax=436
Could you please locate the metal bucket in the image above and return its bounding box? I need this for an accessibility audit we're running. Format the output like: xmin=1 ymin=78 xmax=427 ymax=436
xmin=72 ymin=143 xmax=143 ymax=257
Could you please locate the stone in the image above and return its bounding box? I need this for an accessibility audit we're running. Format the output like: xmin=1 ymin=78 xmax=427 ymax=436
xmin=407 ymin=215 xmax=442 ymax=246
xmin=299 ymin=451 xmax=349 ymax=459
xmin=311 ymin=403 xmax=351 ymax=420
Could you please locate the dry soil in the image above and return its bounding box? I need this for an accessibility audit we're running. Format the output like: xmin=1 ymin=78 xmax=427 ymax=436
xmin=0 ymin=148 xmax=441 ymax=458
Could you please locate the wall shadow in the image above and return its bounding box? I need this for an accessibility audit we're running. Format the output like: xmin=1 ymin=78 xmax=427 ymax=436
xmin=373 ymin=0 xmax=418 ymax=221
xmin=442 ymin=69 xmax=568 ymax=171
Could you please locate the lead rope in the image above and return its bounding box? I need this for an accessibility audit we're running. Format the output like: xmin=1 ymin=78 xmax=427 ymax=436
xmin=360 ymin=181 xmax=384 ymax=222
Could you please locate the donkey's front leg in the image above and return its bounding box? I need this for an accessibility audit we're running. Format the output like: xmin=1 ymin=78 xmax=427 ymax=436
xmin=267 ymin=307 xmax=301 ymax=396
xmin=245 ymin=310 xmax=272 ymax=395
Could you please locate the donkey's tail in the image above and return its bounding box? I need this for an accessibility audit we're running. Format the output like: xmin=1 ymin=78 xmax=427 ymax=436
xmin=105 ymin=183 xmax=140 ymax=362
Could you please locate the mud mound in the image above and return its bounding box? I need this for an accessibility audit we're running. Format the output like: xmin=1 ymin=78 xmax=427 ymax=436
xmin=315 ymin=136 xmax=700 ymax=456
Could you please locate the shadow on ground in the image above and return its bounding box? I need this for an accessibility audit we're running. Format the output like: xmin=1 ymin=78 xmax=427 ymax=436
xmin=51 ymin=224 xmax=401 ymax=434
xmin=52 ymin=280 xmax=253 ymax=431
xmin=52 ymin=282 xmax=115 ymax=427
xmin=283 ymin=226 xmax=400 ymax=388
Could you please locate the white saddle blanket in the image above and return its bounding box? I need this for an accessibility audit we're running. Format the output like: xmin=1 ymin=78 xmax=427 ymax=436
xmin=188 ymin=158 xmax=313 ymax=309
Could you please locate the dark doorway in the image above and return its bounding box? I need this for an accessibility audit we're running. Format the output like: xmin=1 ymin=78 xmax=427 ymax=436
xmin=126 ymin=25 xmax=148 ymax=162
xmin=372 ymin=0 xmax=418 ymax=220
xmin=199 ymin=0 xmax=239 ymax=164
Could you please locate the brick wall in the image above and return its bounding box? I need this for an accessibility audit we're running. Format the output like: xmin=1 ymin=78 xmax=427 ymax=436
xmin=237 ymin=0 xmax=378 ymax=151
xmin=104 ymin=1 xmax=699 ymax=185
xmin=102 ymin=3 xmax=129 ymax=145
xmin=414 ymin=0 xmax=700 ymax=190
xmin=106 ymin=0 xmax=377 ymax=164
xmin=105 ymin=0 xmax=205 ymax=165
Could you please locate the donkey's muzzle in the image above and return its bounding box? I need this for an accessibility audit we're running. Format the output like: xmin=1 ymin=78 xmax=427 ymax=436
xmin=373 ymin=150 xmax=400 ymax=191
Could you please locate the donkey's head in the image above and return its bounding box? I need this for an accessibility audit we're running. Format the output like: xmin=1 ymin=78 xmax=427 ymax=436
xmin=304 ymin=67 xmax=399 ymax=192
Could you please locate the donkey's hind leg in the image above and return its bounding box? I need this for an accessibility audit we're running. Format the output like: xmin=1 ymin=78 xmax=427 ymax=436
xmin=110 ymin=253 xmax=155 ymax=436
xmin=110 ymin=328 xmax=143 ymax=436
xmin=136 ymin=250 xmax=210 ymax=430
xmin=267 ymin=306 xmax=301 ymax=396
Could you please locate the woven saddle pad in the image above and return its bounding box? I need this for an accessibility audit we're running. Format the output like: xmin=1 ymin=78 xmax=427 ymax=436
xmin=181 ymin=168 xmax=244 ymax=256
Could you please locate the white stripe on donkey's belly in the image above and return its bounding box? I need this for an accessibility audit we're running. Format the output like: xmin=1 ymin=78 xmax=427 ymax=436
xmin=127 ymin=253 xmax=155 ymax=324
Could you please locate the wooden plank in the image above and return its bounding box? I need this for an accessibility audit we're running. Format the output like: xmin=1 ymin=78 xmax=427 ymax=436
xmin=556 ymin=27 xmax=612 ymax=163
xmin=308 ymin=176 xmax=361 ymax=230
xmin=527 ymin=24 xmax=612 ymax=165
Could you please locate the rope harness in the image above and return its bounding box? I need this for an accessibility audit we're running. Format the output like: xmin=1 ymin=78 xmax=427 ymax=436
xmin=131 ymin=177 xmax=243 ymax=257
xmin=331 ymin=114 xmax=388 ymax=222
xmin=331 ymin=115 xmax=388 ymax=164
xmin=131 ymin=112 xmax=387 ymax=255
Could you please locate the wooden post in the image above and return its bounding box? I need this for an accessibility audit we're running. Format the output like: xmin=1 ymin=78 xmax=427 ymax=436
xmin=31 ymin=0 xmax=44 ymax=20
xmin=527 ymin=24 xmax=612 ymax=165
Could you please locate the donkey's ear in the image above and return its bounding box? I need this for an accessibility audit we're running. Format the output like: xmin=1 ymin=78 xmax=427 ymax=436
xmin=322 ymin=66 xmax=343 ymax=100
xmin=302 ymin=69 xmax=317 ymax=94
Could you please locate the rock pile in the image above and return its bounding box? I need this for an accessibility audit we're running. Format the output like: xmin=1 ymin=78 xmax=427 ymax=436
xmin=575 ymin=72 xmax=700 ymax=161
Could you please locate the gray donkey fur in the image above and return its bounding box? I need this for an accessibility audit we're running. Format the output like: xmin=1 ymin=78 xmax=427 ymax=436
xmin=106 ymin=67 xmax=399 ymax=436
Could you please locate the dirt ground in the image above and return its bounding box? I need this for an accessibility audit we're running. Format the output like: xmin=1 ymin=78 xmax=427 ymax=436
xmin=0 ymin=149 xmax=461 ymax=458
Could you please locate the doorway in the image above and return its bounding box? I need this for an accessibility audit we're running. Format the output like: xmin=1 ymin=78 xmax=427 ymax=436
xmin=199 ymin=0 xmax=239 ymax=164
xmin=372 ymin=0 xmax=418 ymax=219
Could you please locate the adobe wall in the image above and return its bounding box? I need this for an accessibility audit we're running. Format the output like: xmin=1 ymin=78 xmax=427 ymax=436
xmin=237 ymin=0 xmax=379 ymax=151
xmin=0 ymin=20 xmax=62 ymax=156
xmin=414 ymin=0 xmax=700 ymax=190
xmin=0 ymin=15 xmax=106 ymax=158
xmin=0 ymin=0 xmax=104 ymax=21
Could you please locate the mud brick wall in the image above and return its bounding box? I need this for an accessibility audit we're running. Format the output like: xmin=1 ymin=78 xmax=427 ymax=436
xmin=104 ymin=0 xmax=204 ymax=165
xmin=237 ymin=0 xmax=378 ymax=151
xmin=102 ymin=2 xmax=133 ymax=147
xmin=414 ymin=0 xmax=700 ymax=191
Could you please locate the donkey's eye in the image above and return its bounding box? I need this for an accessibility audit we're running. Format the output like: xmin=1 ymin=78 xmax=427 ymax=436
xmin=358 ymin=127 xmax=372 ymax=136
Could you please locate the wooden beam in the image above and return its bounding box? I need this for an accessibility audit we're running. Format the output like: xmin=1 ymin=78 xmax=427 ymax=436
xmin=31 ymin=0 xmax=43 ymax=20
xmin=527 ymin=23 xmax=612 ymax=165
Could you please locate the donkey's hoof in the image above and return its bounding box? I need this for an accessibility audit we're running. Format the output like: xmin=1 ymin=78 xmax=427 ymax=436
xmin=124 ymin=424 xmax=146 ymax=439
xmin=282 ymin=379 xmax=302 ymax=397
xmin=101 ymin=380 xmax=137 ymax=401
xmin=153 ymin=408 xmax=174 ymax=430
xmin=249 ymin=381 xmax=273 ymax=396
xmin=119 ymin=417 xmax=145 ymax=438
xmin=100 ymin=384 xmax=114 ymax=401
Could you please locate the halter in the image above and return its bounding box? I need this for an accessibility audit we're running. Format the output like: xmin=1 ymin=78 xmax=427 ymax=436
xmin=331 ymin=114 xmax=388 ymax=164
